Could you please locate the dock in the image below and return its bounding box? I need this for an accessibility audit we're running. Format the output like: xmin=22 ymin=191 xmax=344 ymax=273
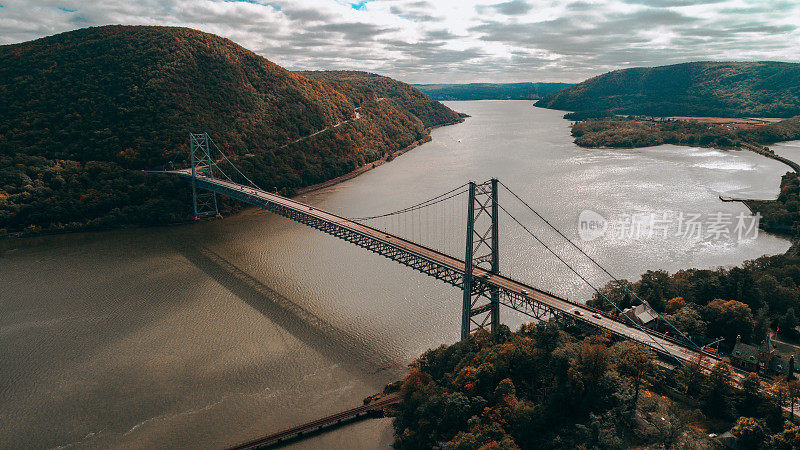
xmin=719 ymin=195 xmax=755 ymax=212
xmin=227 ymin=393 xmax=401 ymax=449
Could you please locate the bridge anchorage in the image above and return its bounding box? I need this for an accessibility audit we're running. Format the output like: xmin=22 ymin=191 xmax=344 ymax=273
xmin=166 ymin=132 xmax=722 ymax=369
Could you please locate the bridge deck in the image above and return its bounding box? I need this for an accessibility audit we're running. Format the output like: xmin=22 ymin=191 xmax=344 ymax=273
xmin=169 ymin=169 xmax=718 ymax=368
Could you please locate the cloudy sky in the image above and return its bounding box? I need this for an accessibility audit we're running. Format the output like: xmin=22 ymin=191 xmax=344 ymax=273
xmin=1 ymin=0 xmax=799 ymax=83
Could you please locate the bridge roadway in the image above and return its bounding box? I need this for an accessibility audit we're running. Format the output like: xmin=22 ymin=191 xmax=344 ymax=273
xmin=169 ymin=169 xmax=719 ymax=368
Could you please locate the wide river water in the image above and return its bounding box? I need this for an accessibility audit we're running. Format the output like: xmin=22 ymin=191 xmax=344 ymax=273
xmin=0 ymin=101 xmax=794 ymax=449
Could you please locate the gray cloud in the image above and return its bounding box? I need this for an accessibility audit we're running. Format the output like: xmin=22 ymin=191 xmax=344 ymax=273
xmin=469 ymin=9 xmax=695 ymax=54
xmin=622 ymin=0 xmax=727 ymax=6
xmin=389 ymin=2 xmax=444 ymax=22
xmin=0 ymin=0 xmax=797 ymax=83
xmin=490 ymin=0 xmax=533 ymax=15
xmin=309 ymin=21 xmax=397 ymax=41
xmin=281 ymin=8 xmax=331 ymax=22
xmin=566 ymin=2 xmax=594 ymax=11
xmin=720 ymin=0 xmax=797 ymax=15
xmin=425 ymin=28 xmax=462 ymax=41
xmin=389 ymin=3 xmax=442 ymax=22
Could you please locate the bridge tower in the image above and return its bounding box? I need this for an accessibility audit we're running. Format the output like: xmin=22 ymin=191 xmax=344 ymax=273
xmin=189 ymin=132 xmax=219 ymax=219
xmin=461 ymin=179 xmax=500 ymax=340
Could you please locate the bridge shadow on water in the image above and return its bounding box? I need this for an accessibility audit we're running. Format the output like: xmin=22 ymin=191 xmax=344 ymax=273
xmin=175 ymin=241 xmax=407 ymax=388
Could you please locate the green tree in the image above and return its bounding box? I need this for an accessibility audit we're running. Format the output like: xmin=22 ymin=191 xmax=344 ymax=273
xmin=788 ymin=380 xmax=800 ymax=424
xmin=703 ymin=299 xmax=754 ymax=344
xmin=576 ymin=338 xmax=612 ymax=390
xmin=588 ymin=280 xmax=635 ymax=312
xmin=753 ymin=306 xmax=771 ymax=344
xmin=779 ymin=307 xmax=798 ymax=337
xmin=665 ymin=306 xmax=707 ymax=337
xmin=765 ymin=381 xmax=790 ymax=431
xmin=739 ymin=373 xmax=762 ymax=417
xmin=635 ymin=270 xmax=676 ymax=312
xmin=613 ymin=341 xmax=655 ymax=405
xmin=702 ymin=362 xmax=734 ymax=419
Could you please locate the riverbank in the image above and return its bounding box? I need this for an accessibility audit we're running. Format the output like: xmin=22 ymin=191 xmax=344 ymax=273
xmin=743 ymin=142 xmax=800 ymax=173
xmin=294 ymin=118 xmax=464 ymax=196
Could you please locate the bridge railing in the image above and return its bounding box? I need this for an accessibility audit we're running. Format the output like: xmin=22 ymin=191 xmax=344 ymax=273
xmin=497 ymin=280 xmax=719 ymax=361
xmin=559 ymin=296 xmax=720 ymax=361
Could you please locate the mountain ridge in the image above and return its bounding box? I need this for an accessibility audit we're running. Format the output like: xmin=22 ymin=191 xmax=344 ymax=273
xmin=535 ymin=61 xmax=800 ymax=117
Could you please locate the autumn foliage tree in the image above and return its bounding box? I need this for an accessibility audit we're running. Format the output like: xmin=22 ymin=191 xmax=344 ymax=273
xmin=393 ymin=323 xmax=714 ymax=448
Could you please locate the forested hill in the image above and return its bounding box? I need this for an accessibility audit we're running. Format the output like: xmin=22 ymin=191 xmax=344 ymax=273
xmin=0 ymin=25 xmax=462 ymax=236
xmin=299 ymin=71 xmax=465 ymax=127
xmin=0 ymin=25 xmax=356 ymax=168
xmin=536 ymin=61 xmax=800 ymax=117
xmin=414 ymin=82 xmax=572 ymax=100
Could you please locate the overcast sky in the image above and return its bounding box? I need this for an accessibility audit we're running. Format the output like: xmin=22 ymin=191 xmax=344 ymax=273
xmin=1 ymin=0 xmax=799 ymax=83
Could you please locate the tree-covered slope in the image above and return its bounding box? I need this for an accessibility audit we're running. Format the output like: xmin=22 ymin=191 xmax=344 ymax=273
xmin=0 ymin=26 xmax=462 ymax=236
xmin=414 ymin=82 xmax=572 ymax=100
xmin=536 ymin=61 xmax=800 ymax=118
xmin=393 ymin=323 xmax=798 ymax=449
xmin=299 ymin=70 xmax=465 ymax=128
xmin=0 ymin=25 xmax=354 ymax=168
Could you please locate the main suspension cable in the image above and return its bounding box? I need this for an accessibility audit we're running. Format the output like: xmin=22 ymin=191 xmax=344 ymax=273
xmin=350 ymin=184 xmax=469 ymax=221
xmin=497 ymin=203 xmax=674 ymax=357
xmin=208 ymin=135 xmax=262 ymax=190
xmin=498 ymin=180 xmax=701 ymax=351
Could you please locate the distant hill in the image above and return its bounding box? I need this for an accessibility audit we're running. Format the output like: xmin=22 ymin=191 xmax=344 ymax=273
xmin=414 ymin=82 xmax=572 ymax=101
xmin=0 ymin=25 xmax=462 ymax=235
xmin=536 ymin=61 xmax=800 ymax=118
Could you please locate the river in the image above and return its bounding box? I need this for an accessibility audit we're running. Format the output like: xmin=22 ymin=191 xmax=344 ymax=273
xmin=0 ymin=101 xmax=793 ymax=449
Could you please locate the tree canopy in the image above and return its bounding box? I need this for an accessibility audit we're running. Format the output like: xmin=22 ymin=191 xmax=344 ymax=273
xmin=393 ymin=323 xmax=795 ymax=448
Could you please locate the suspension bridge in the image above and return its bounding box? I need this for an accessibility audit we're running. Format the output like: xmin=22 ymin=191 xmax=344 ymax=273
xmin=165 ymin=132 xmax=720 ymax=368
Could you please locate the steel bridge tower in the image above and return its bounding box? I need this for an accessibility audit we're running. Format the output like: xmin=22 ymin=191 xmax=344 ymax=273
xmin=461 ymin=179 xmax=500 ymax=340
xmin=189 ymin=132 xmax=219 ymax=219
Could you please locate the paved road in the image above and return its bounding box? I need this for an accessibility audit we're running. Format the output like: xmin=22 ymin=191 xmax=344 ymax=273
xmin=170 ymin=171 xmax=720 ymax=369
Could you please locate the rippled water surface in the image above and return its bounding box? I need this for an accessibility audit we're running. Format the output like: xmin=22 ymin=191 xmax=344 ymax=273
xmin=772 ymin=139 xmax=800 ymax=165
xmin=0 ymin=101 xmax=792 ymax=449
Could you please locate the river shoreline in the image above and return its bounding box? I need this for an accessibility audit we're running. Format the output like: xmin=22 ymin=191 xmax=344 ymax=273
xmin=294 ymin=118 xmax=464 ymax=196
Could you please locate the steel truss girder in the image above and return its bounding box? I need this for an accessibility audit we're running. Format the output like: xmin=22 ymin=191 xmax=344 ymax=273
xmin=190 ymin=177 xmax=561 ymax=325
xmin=178 ymin=171 xmax=712 ymax=365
